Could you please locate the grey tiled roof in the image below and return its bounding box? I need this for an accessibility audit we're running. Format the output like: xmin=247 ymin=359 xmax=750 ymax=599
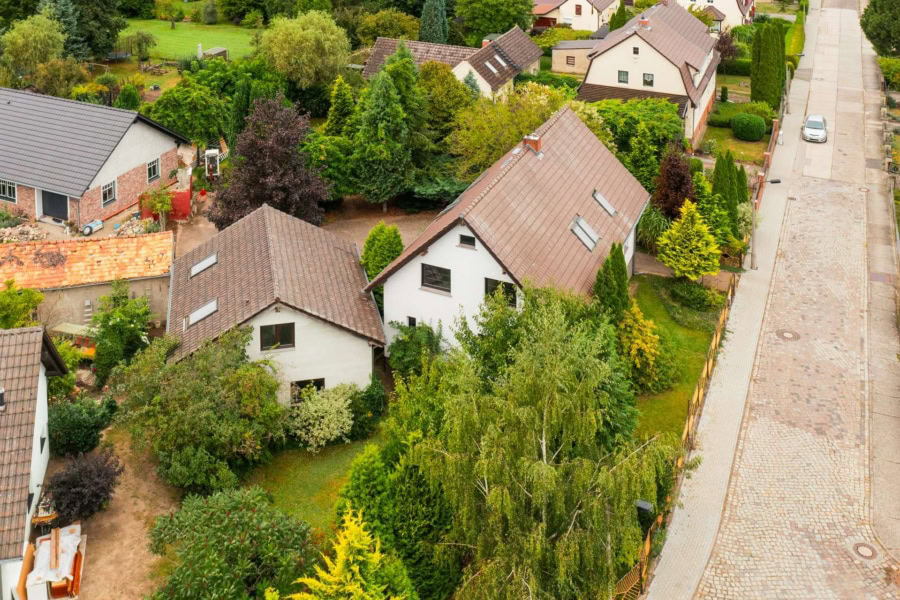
xmin=0 ymin=327 xmax=66 ymax=561
xmin=169 ymin=205 xmax=385 ymax=360
xmin=0 ymin=88 xmax=189 ymax=198
xmin=363 ymin=38 xmax=477 ymax=79
xmin=368 ymin=107 xmax=650 ymax=297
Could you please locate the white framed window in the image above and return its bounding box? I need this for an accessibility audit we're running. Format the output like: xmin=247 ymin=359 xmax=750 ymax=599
xmin=0 ymin=179 xmax=16 ymax=203
xmin=147 ymin=157 xmax=160 ymax=183
xmin=494 ymin=54 xmax=507 ymax=68
xmin=485 ymin=61 xmax=499 ymax=74
xmin=618 ymin=70 xmax=629 ymax=83
xmin=190 ymin=253 xmax=218 ymax=278
xmin=643 ymin=73 xmax=654 ymax=87
xmin=593 ymin=190 xmax=616 ymax=216
xmin=571 ymin=216 xmax=599 ymax=251
xmin=187 ymin=299 xmax=217 ymax=327
xmin=101 ymin=181 xmax=117 ymax=207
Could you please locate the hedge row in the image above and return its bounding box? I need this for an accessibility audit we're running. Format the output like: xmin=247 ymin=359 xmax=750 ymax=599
xmin=707 ymin=101 xmax=776 ymax=130
xmin=718 ymin=59 xmax=752 ymax=76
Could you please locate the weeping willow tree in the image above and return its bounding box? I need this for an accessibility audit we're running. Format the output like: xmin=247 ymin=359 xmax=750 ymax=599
xmin=393 ymin=288 xmax=680 ymax=600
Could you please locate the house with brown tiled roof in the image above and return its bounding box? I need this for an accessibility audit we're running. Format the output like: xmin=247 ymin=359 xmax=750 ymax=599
xmin=167 ymin=205 xmax=385 ymax=403
xmin=677 ymin=0 xmax=753 ymax=28
xmin=362 ymin=38 xmax=478 ymax=79
xmin=576 ymin=1 xmax=720 ymax=145
xmin=0 ymin=232 xmax=174 ymax=329
xmin=0 ymin=327 xmax=66 ymax=597
xmin=450 ymin=27 xmax=543 ymax=99
xmin=367 ymin=107 xmax=650 ymax=346
xmin=533 ymin=0 xmax=619 ymax=31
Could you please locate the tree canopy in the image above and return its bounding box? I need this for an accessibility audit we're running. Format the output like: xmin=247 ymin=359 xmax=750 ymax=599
xmin=657 ymin=200 xmax=721 ymax=281
xmin=861 ymin=0 xmax=900 ymax=56
xmin=260 ymin=13 xmax=350 ymax=89
xmin=0 ymin=280 xmax=43 ymax=329
xmin=419 ymin=0 xmax=448 ymax=44
xmin=357 ymin=9 xmax=420 ymax=46
xmin=0 ymin=9 xmax=64 ymax=82
xmin=455 ymin=0 xmax=531 ymax=40
xmin=140 ymin=79 xmax=227 ymax=146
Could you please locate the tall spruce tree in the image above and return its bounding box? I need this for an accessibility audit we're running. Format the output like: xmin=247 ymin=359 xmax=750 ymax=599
xmin=228 ymin=77 xmax=252 ymax=150
xmin=624 ymin=123 xmax=659 ymax=193
xmin=351 ymin=71 xmax=412 ymax=207
xmin=383 ymin=41 xmax=429 ymax=145
xmin=419 ymin=0 xmax=448 ymax=44
xmin=609 ymin=2 xmax=628 ymax=30
xmin=463 ymin=70 xmax=481 ymax=100
xmin=40 ymin=0 xmax=89 ymax=60
xmin=711 ymin=151 xmax=740 ymax=237
xmin=323 ymin=74 xmax=354 ymax=136
xmin=593 ymin=242 xmax=630 ymax=323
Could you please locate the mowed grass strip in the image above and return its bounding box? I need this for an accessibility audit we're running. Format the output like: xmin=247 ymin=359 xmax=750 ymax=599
xmin=701 ymin=126 xmax=771 ymax=166
xmin=123 ymin=19 xmax=257 ymax=60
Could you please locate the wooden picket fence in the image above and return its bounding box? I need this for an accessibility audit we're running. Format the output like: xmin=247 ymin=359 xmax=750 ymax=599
xmin=612 ymin=272 xmax=739 ymax=599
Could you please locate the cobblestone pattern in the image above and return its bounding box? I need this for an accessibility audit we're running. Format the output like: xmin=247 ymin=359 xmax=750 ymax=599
xmin=696 ymin=178 xmax=899 ymax=599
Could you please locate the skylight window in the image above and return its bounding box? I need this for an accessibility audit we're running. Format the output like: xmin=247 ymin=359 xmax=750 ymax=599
xmin=190 ymin=253 xmax=218 ymax=278
xmin=571 ymin=216 xmax=599 ymax=251
xmin=593 ymin=190 xmax=616 ymax=216
xmin=485 ymin=61 xmax=499 ymax=74
xmin=187 ymin=299 xmax=218 ymax=327
xmin=494 ymin=55 xmax=507 ymax=68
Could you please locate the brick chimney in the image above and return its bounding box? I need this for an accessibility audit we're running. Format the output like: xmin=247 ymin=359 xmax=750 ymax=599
xmin=523 ymin=134 xmax=542 ymax=154
xmin=482 ymin=38 xmax=491 ymax=48
xmin=638 ymin=16 xmax=650 ymax=27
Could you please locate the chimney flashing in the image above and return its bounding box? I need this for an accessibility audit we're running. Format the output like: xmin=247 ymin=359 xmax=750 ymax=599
xmin=523 ymin=134 xmax=542 ymax=155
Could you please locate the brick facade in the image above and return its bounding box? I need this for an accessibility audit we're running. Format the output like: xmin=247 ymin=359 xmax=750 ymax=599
xmin=8 ymin=185 xmax=36 ymax=219
xmin=691 ymin=89 xmax=717 ymax=148
xmin=78 ymin=146 xmax=179 ymax=226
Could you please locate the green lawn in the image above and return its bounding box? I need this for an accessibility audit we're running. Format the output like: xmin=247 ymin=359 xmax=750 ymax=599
xmin=633 ymin=275 xmax=716 ymax=439
xmin=123 ymin=19 xmax=257 ymax=60
xmin=701 ymin=127 xmax=771 ymax=166
xmin=101 ymin=59 xmax=182 ymax=90
xmin=755 ymin=0 xmax=799 ymax=15
xmin=540 ymin=56 xmax=552 ymax=72
xmin=244 ymin=432 xmax=384 ymax=535
xmin=717 ymin=74 xmax=751 ymax=97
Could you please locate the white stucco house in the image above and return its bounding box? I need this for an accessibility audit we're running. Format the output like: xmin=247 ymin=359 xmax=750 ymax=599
xmin=167 ymin=205 xmax=385 ymax=403
xmin=0 ymin=328 xmax=67 ymax=600
xmin=677 ymin=0 xmax=754 ymax=28
xmin=533 ymin=0 xmax=619 ymax=30
xmin=367 ymin=107 xmax=651 ymax=347
xmin=576 ymin=1 xmax=720 ymax=146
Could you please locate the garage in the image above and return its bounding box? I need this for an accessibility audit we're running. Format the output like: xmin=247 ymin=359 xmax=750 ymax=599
xmin=42 ymin=191 xmax=68 ymax=220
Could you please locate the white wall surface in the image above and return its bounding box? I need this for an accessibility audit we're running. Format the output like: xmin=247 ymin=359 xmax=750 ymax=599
xmin=584 ymin=36 xmax=687 ymax=95
xmin=29 ymin=364 xmax=49 ymax=520
xmin=1 ymin=559 xmax=22 ymax=600
xmin=246 ymin=304 xmax=375 ymax=403
xmin=382 ymin=223 xmax=516 ymax=347
xmin=451 ymin=62 xmax=493 ymax=98
xmin=89 ymin=120 xmax=178 ymax=190
xmin=555 ymin=0 xmax=602 ymax=30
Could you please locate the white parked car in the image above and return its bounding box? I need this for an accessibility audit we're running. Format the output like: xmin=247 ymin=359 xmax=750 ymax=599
xmin=802 ymin=114 xmax=827 ymax=143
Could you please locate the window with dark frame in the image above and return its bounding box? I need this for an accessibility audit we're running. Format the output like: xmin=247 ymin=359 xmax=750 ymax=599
xmin=290 ymin=378 xmax=326 ymax=402
xmin=101 ymin=181 xmax=116 ymax=207
xmin=459 ymin=234 xmax=476 ymax=248
xmin=566 ymin=56 xmax=576 ymax=66
xmin=147 ymin=157 xmax=160 ymax=183
xmin=485 ymin=278 xmax=517 ymax=307
xmin=407 ymin=316 xmax=417 ymax=327
xmin=633 ymin=46 xmax=639 ymax=55
xmin=575 ymin=3 xmax=582 ymax=14
xmin=260 ymin=322 xmax=295 ymax=350
xmin=643 ymin=73 xmax=654 ymax=87
xmin=421 ymin=264 xmax=451 ymax=293
xmin=0 ymin=179 xmax=16 ymax=203
xmin=618 ymin=70 xmax=629 ymax=83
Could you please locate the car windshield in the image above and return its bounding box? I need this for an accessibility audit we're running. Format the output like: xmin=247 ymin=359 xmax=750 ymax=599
xmin=806 ymin=119 xmax=825 ymax=130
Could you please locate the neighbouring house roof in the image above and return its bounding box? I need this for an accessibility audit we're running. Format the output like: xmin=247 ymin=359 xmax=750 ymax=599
xmin=703 ymin=5 xmax=726 ymax=20
xmin=576 ymin=83 xmax=690 ymax=117
xmin=554 ymin=39 xmax=600 ymax=50
xmin=169 ymin=205 xmax=385 ymax=360
xmin=0 ymin=327 xmax=66 ymax=561
xmin=591 ymin=25 xmax=611 ymax=39
xmin=0 ymin=232 xmax=174 ymax=291
xmin=465 ymin=27 xmax=543 ymax=91
xmin=363 ymin=38 xmax=477 ymax=79
xmin=533 ymin=0 xmax=566 ymax=14
xmin=581 ymin=2 xmax=719 ymax=105
xmin=367 ymin=107 xmax=650 ymax=297
xmin=0 ymin=88 xmax=190 ymax=199
xmin=736 ymin=0 xmax=752 ymax=16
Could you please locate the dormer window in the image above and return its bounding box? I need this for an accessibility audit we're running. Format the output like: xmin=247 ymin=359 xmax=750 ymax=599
xmin=187 ymin=299 xmax=217 ymax=327
xmin=190 ymin=253 xmax=218 ymax=278
xmin=593 ymin=190 xmax=616 ymax=216
xmin=570 ymin=216 xmax=599 ymax=251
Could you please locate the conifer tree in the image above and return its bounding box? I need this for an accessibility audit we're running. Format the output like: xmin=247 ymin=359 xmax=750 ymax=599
xmin=711 ymin=151 xmax=739 ymax=237
xmin=114 ymin=83 xmax=140 ymax=110
xmin=609 ymin=2 xmax=628 ymax=30
xmin=384 ymin=41 xmax=429 ymax=142
xmin=657 ymin=200 xmax=721 ymax=281
xmin=593 ymin=242 xmax=630 ymax=323
xmin=692 ymin=172 xmax=731 ymax=246
xmin=751 ymin=23 xmax=783 ymax=110
xmin=463 ymin=70 xmax=481 ymax=100
xmin=323 ymin=75 xmax=354 ymax=136
xmin=228 ymin=77 xmax=252 ymax=150
xmin=419 ymin=0 xmax=448 ymax=44
xmin=361 ymin=221 xmax=404 ymax=310
xmin=624 ymin=123 xmax=659 ymax=193
xmin=737 ymin=165 xmax=750 ymax=204
xmin=40 ymin=0 xmax=89 ymax=60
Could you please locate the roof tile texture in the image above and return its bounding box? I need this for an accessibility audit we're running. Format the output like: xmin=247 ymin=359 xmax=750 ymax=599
xmin=169 ymin=205 xmax=384 ymax=360
xmin=0 ymin=232 xmax=173 ymax=290
xmin=467 ymin=27 xmax=543 ymax=90
xmin=368 ymin=108 xmax=649 ymax=297
xmin=363 ymin=38 xmax=477 ymax=79
xmin=576 ymin=83 xmax=690 ymax=116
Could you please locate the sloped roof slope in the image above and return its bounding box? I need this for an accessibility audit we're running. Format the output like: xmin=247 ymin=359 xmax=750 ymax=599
xmin=169 ymin=205 xmax=384 ymax=359
xmin=363 ymin=38 xmax=477 ymax=79
xmin=367 ymin=107 xmax=650 ymax=297
xmin=466 ymin=27 xmax=543 ymax=91
xmin=0 ymin=88 xmax=189 ymax=198
xmin=0 ymin=232 xmax=173 ymax=291
xmin=0 ymin=327 xmax=65 ymax=561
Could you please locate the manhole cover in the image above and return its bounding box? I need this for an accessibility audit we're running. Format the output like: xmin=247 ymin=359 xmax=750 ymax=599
xmin=776 ymin=329 xmax=800 ymax=341
xmin=853 ymin=542 xmax=877 ymax=560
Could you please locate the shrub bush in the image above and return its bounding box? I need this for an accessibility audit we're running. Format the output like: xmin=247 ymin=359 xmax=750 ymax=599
xmin=669 ymin=279 xmax=725 ymax=311
xmin=636 ymin=204 xmax=671 ymax=254
xmin=708 ymin=101 xmax=775 ymax=129
xmin=387 ymin=321 xmax=443 ymax=377
xmin=720 ymin=85 xmax=728 ymax=102
xmin=46 ymin=449 xmax=124 ymax=524
xmin=532 ymin=26 xmax=593 ymax=55
xmin=48 ymin=397 xmax=109 ymax=457
xmin=717 ymin=58 xmax=752 ymax=75
xmin=516 ymin=71 xmax=581 ymax=90
xmin=289 ymin=384 xmax=355 ymax=451
xmin=241 ymin=8 xmax=263 ymax=27
xmin=689 ymin=158 xmax=704 ymax=174
xmin=617 ymin=302 xmax=673 ymax=393
xmin=202 ymin=0 xmax=218 ymax=24
xmin=879 ymin=57 xmax=900 ymax=89
xmin=731 ymin=112 xmax=767 ymax=141
xmin=0 ymin=209 xmax=21 ymax=228
xmin=349 ymin=376 xmax=386 ymax=440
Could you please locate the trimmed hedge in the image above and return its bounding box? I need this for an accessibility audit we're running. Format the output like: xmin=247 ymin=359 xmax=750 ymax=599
xmin=516 ymin=71 xmax=581 ymax=90
xmin=718 ymin=59 xmax=752 ymax=76
xmin=731 ymin=113 xmax=767 ymax=141
xmin=707 ymin=101 xmax=775 ymax=130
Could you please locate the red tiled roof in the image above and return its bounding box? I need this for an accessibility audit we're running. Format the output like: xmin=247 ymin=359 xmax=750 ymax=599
xmin=169 ymin=205 xmax=384 ymax=360
xmin=0 ymin=328 xmax=66 ymax=561
xmin=533 ymin=0 xmax=566 ymax=14
xmin=363 ymin=38 xmax=477 ymax=79
xmin=367 ymin=107 xmax=650 ymax=297
xmin=0 ymin=232 xmax=173 ymax=291
xmin=465 ymin=27 xmax=543 ymax=91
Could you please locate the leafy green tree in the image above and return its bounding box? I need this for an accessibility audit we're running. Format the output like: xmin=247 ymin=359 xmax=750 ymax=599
xmin=149 ymin=487 xmax=317 ymax=600
xmin=711 ymin=151 xmax=739 ymax=236
xmin=449 ymin=82 xmax=567 ymax=180
xmin=0 ymin=0 xmax=39 ymax=31
xmin=202 ymin=0 xmax=218 ymax=23
xmin=462 ymin=70 xmax=481 ymax=100
xmin=419 ymin=0 xmax=447 ymax=43
xmin=47 ymin=338 xmax=81 ymax=401
xmin=609 ymin=2 xmax=628 ymax=30
xmin=112 ymin=329 xmax=286 ymax=494
xmin=361 ymin=221 xmax=404 ymax=309
xmin=184 ymin=56 xmax=286 ymax=100
xmin=657 ymin=200 xmax=721 ymax=281
xmin=591 ymin=97 xmax=683 ymax=156
xmin=357 ymin=9 xmax=420 ymax=46
xmin=141 ymin=80 xmax=226 ymax=145
xmin=323 ymin=75 xmax=355 ymax=136
xmin=296 ymin=0 xmax=332 ymax=13
xmin=302 ymin=131 xmax=355 ymax=200
xmin=350 ymin=71 xmax=412 ymax=206
xmin=861 ymin=0 xmax=900 ymax=56
xmin=692 ymin=172 xmax=732 ymax=246
xmin=113 ymin=83 xmax=141 ymax=109
xmin=69 ymin=0 xmax=126 ymax=59
xmin=91 ymin=280 xmax=152 ymax=385
xmin=219 ymin=0 xmax=263 ymax=21
xmin=623 ymin=123 xmax=659 ymax=193
xmin=0 ymin=9 xmax=64 ymax=82
xmin=387 ymin=321 xmax=443 ymax=376
xmin=33 ymin=57 xmax=88 ymax=98
xmin=593 ymin=242 xmax=630 ymax=323
xmin=651 ymin=144 xmax=694 ymax=219
xmin=39 ymin=0 xmax=89 ymax=59
xmin=419 ymin=61 xmax=473 ymax=141
xmin=48 ymin=396 xmax=110 ymax=456
xmin=228 ymin=77 xmax=252 ymax=147
xmin=569 ymin=100 xmax=616 ymax=150
xmin=121 ymin=30 xmax=156 ymax=68
xmin=118 ymin=0 xmax=155 ymax=17
xmin=260 ymin=13 xmax=350 ymax=89
xmin=455 ymin=0 xmax=530 ymax=40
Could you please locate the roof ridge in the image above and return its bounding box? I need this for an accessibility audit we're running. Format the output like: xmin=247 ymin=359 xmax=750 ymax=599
xmin=0 ymin=230 xmax=173 ymax=248
xmin=0 ymin=325 xmax=44 ymax=336
xmin=0 ymin=86 xmax=139 ymax=117
xmin=375 ymin=36 xmax=476 ymax=52
xmin=260 ymin=205 xmax=281 ymax=301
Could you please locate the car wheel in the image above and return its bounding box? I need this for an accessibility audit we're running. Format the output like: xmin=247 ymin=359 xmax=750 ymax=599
xmin=82 ymin=224 xmax=93 ymax=236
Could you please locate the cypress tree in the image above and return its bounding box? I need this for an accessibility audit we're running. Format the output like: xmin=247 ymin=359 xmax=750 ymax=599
xmin=323 ymin=75 xmax=355 ymax=136
xmin=593 ymin=242 xmax=630 ymax=323
xmin=711 ymin=151 xmax=739 ymax=237
xmin=228 ymin=77 xmax=252 ymax=150
xmin=692 ymin=172 xmax=732 ymax=246
xmin=419 ymin=0 xmax=448 ymax=44
xmin=737 ymin=164 xmax=749 ymax=204
xmin=114 ymin=83 xmax=141 ymax=110
xmin=657 ymin=200 xmax=721 ymax=281
xmin=750 ymin=25 xmax=762 ymax=89
xmin=609 ymin=3 xmax=628 ymax=31
xmin=751 ymin=23 xmax=783 ymax=110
